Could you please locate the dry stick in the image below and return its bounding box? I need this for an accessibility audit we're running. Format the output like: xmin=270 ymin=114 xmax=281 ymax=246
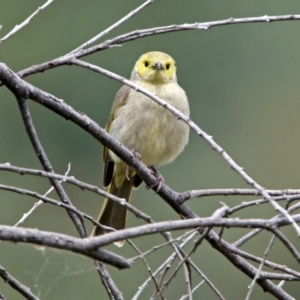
xmin=0 ymin=225 xmax=131 ymax=268
xmin=131 ymin=230 xmax=198 ymax=261
xmin=233 ymin=200 xmax=300 ymax=248
xmin=161 ymin=228 xmax=211 ymax=292
xmin=70 ymin=0 xmax=154 ymax=53
xmin=187 ymin=262 xmax=225 ymax=300
xmin=72 ymin=58 xmax=300 ymax=239
xmin=82 ymin=216 xmax=300 ymax=251
xmin=127 ymin=240 xmax=165 ymax=300
xmin=246 ymin=235 xmax=276 ymax=300
xmin=229 ymin=247 xmax=300 ymax=279
xmin=132 ymin=231 xmax=198 ymax=300
xmin=97 ymin=262 xmax=121 ymax=300
xmin=0 ymin=64 xmax=293 ymax=300
xmin=272 ymin=229 xmax=300 ymax=263
xmin=208 ymin=231 xmax=294 ymax=300
xmin=0 ymin=0 xmax=53 ymax=44
xmin=15 ymin=164 xmax=71 ymax=227
xmin=11 ymin=14 xmax=300 ymax=81
xmin=3 ymin=164 xmax=300 ymax=213
xmin=152 ymin=229 xmax=210 ymax=300
xmin=16 ymin=96 xmax=87 ymax=237
xmin=229 ymin=196 xmax=293 ymax=215
xmin=155 ymin=207 xmax=228 ymax=300
xmin=183 ymin=189 xmax=300 ymax=201
xmin=0 ymin=165 xmax=152 ymax=225
xmin=0 ymin=184 xmax=118 ymax=233
xmin=179 ymin=280 xmax=205 ymax=300
xmin=0 ymin=265 xmax=39 ymax=300
xmin=138 ymin=230 xmax=225 ymax=300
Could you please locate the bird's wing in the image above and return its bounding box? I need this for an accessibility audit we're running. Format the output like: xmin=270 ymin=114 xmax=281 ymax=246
xmin=103 ymin=85 xmax=131 ymax=187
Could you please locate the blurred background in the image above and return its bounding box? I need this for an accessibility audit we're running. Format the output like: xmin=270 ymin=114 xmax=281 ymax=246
xmin=0 ymin=0 xmax=300 ymax=299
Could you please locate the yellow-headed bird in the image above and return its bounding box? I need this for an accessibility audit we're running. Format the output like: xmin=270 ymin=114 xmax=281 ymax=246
xmin=91 ymin=51 xmax=190 ymax=246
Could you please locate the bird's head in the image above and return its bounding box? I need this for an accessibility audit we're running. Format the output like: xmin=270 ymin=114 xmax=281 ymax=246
xmin=133 ymin=51 xmax=176 ymax=84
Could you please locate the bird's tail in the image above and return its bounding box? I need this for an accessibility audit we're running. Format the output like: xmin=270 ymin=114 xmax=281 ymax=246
xmin=91 ymin=174 xmax=135 ymax=247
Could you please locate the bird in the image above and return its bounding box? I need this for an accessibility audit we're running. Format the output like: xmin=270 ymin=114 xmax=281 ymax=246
xmin=91 ymin=51 xmax=190 ymax=246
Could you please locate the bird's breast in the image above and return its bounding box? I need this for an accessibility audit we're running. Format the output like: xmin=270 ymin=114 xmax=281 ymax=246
xmin=109 ymin=82 xmax=190 ymax=166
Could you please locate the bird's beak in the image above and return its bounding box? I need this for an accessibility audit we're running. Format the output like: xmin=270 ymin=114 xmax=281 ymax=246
xmin=153 ymin=62 xmax=163 ymax=70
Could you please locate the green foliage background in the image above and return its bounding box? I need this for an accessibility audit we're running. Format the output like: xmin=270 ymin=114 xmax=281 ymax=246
xmin=0 ymin=1 xmax=300 ymax=299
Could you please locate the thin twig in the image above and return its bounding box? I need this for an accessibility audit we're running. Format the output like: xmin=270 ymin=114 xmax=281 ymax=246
xmin=0 ymin=0 xmax=53 ymax=44
xmin=0 ymin=225 xmax=131 ymax=268
xmin=127 ymin=240 xmax=165 ymax=300
xmin=229 ymin=247 xmax=300 ymax=279
xmin=70 ymin=0 xmax=154 ymax=53
xmin=0 ymin=165 xmax=152 ymax=227
xmin=14 ymin=164 xmax=71 ymax=227
xmin=245 ymin=235 xmax=276 ymax=300
xmin=0 ymin=265 xmax=39 ymax=300
xmin=12 ymin=14 xmax=300 ymax=80
xmin=16 ymin=96 xmax=87 ymax=237
xmin=183 ymin=188 xmax=300 ymax=201
xmin=132 ymin=231 xmax=198 ymax=300
xmin=179 ymin=280 xmax=205 ymax=300
xmin=0 ymin=184 xmax=115 ymax=232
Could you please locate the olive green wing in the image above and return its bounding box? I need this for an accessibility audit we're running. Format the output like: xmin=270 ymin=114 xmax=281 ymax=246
xmin=103 ymin=85 xmax=131 ymax=187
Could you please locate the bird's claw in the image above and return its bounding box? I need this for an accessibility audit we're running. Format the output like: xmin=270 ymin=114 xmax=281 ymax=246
xmin=149 ymin=166 xmax=164 ymax=192
xmin=126 ymin=149 xmax=142 ymax=180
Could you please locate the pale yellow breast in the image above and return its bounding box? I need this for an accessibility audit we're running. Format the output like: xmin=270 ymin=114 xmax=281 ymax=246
xmin=109 ymin=81 xmax=190 ymax=167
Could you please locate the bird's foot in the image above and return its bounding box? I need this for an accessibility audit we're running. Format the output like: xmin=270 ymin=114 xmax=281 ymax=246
xmin=126 ymin=149 xmax=142 ymax=180
xmin=149 ymin=166 xmax=164 ymax=192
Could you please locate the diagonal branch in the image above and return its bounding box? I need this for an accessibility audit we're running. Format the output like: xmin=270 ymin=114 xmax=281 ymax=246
xmin=15 ymin=94 xmax=87 ymax=237
xmin=0 ymin=0 xmax=53 ymax=44
xmin=0 ymin=225 xmax=131 ymax=269
xmin=0 ymin=265 xmax=39 ymax=300
xmin=70 ymin=0 xmax=154 ymax=53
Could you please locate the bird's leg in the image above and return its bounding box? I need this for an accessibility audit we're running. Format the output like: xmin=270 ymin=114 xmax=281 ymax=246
xmin=149 ymin=166 xmax=164 ymax=192
xmin=126 ymin=150 xmax=141 ymax=180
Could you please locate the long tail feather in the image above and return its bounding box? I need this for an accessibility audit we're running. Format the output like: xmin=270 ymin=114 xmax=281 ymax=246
xmin=91 ymin=174 xmax=135 ymax=247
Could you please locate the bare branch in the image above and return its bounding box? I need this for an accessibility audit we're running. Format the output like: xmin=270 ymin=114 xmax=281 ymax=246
xmin=0 ymin=184 xmax=114 ymax=232
xmin=127 ymin=240 xmax=165 ymax=300
xmin=184 ymin=188 xmax=300 ymax=200
xmin=0 ymin=265 xmax=39 ymax=300
xmin=0 ymin=225 xmax=131 ymax=269
xmin=14 ymin=164 xmax=71 ymax=227
xmin=246 ymin=235 xmax=276 ymax=300
xmin=229 ymin=247 xmax=300 ymax=279
xmin=70 ymin=0 xmax=154 ymax=53
xmin=12 ymin=14 xmax=300 ymax=80
xmin=0 ymin=0 xmax=53 ymax=44
xmin=16 ymin=96 xmax=87 ymax=237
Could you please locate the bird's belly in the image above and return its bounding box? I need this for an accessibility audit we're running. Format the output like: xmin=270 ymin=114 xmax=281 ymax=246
xmin=109 ymin=105 xmax=189 ymax=166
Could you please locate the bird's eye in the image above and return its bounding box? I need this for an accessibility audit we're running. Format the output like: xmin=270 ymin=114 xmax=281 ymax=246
xmin=166 ymin=63 xmax=170 ymax=70
xmin=144 ymin=61 xmax=149 ymax=67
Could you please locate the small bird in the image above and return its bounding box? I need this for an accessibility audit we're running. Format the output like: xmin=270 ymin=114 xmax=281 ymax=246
xmin=91 ymin=51 xmax=190 ymax=246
